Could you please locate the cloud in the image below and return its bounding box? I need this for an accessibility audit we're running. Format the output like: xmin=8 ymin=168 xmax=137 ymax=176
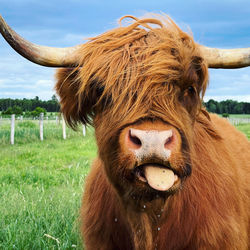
xmin=0 ymin=78 xmax=55 ymax=100
xmin=205 ymin=68 xmax=250 ymax=99
xmin=1 ymin=0 xmax=250 ymax=101
xmin=0 ymin=90 xmax=54 ymax=100
xmin=7 ymin=28 xmax=94 ymax=47
xmin=0 ymin=53 xmax=55 ymax=100
xmin=1 ymin=52 xmax=250 ymax=101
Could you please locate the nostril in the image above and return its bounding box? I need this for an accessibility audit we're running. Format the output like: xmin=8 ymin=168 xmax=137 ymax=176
xmin=164 ymin=132 xmax=175 ymax=150
xmin=129 ymin=129 xmax=142 ymax=147
xmin=164 ymin=136 xmax=173 ymax=146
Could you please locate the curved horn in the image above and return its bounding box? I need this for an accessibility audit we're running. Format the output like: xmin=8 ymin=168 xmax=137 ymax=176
xmin=199 ymin=45 xmax=250 ymax=69
xmin=2 ymin=15 xmax=250 ymax=69
xmin=0 ymin=15 xmax=81 ymax=67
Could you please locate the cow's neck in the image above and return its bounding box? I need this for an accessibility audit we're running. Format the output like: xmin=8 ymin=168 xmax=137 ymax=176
xmin=124 ymin=197 xmax=167 ymax=250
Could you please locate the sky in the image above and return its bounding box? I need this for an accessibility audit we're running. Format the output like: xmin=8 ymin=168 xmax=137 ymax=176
xmin=0 ymin=0 xmax=250 ymax=102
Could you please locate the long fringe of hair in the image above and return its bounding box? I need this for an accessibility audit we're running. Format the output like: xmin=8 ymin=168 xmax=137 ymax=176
xmin=56 ymin=14 xmax=208 ymax=130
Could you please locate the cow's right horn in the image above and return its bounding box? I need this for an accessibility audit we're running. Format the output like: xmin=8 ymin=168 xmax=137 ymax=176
xmin=0 ymin=15 xmax=81 ymax=67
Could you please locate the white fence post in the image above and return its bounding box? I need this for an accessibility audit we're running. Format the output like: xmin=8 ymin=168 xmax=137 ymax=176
xmin=62 ymin=116 xmax=66 ymax=139
xmin=10 ymin=114 xmax=15 ymax=145
xmin=40 ymin=113 xmax=44 ymax=141
xmin=83 ymin=125 xmax=86 ymax=136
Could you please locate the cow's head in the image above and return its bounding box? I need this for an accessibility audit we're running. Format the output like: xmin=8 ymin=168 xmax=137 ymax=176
xmin=1 ymin=14 xmax=250 ymax=208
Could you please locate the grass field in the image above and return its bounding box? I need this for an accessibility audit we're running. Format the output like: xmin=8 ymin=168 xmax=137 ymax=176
xmin=0 ymin=119 xmax=249 ymax=249
xmin=236 ymin=123 xmax=250 ymax=139
xmin=227 ymin=114 xmax=250 ymax=118
xmin=0 ymin=121 xmax=96 ymax=249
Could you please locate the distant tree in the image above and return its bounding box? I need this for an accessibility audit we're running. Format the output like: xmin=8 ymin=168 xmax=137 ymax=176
xmin=0 ymin=97 xmax=249 ymax=115
xmin=51 ymin=94 xmax=58 ymax=102
xmin=220 ymin=101 xmax=229 ymax=113
xmin=22 ymin=98 xmax=32 ymax=111
xmin=2 ymin=107 xmax=13 ymax=115
xmin=222 ymin=113 xmax=229 ymax=118
xmin=227 ymin=100 xmax=238 ymax=113
xmin=12 ymin=105 xmax=23 ymax=115
xmin=243 ymin=102 xmax=250 ymax=114
xmin=49 ymin=95 xmax=60 ymax=112
xmin=216 ymin=102 xmax=223 ymax=114
xmin=209 ymin=103 xmax=217 ymax=113
xmin=206 ymin=99 xmax=218 ymax=113
xmin=24 ymin=111 xmax=31 ymax=117
xmin=31 ymin=107 xmax=47 ymax=118
xmin=233 ymin=103 xmax=243 ymax=114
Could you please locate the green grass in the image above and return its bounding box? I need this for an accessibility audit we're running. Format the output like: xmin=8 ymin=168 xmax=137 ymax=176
xmin=0 ymin=119 xmax=249 ymax=249
xmin=236 ymin=123 xmax=250 ymax=139
xmin=0 ymin=119 xmax=83 ymax=145
xmin=228 ymin=114 xmax=250 ymax=118
xmin=0 ymin=123 xmax=96 ymax=249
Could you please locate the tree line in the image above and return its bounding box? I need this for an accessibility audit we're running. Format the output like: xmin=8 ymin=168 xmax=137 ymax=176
xmin=204 ymin=99 xmax=250 ymax=114
xmin=0 ymin=95 xmax=60 ymax=116
xmin=0 ymin=96 xmax=249 ymax=115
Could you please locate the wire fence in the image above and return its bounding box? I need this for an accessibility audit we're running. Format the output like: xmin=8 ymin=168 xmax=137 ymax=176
xmin=227 ymin=117 xmax=250 ymax=126
xmin=0 ymin=114 xmax=86 ymax=145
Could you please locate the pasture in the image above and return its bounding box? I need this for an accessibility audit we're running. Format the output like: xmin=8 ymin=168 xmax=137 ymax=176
xmin=0 ymin=118 xmax=249 ymax=249
xmin=0 ymin=120 xmax=96 ymax=249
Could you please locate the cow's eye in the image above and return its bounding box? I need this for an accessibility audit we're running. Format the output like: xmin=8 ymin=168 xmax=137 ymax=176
xmin=180 ymin=85 xmax=199 ymax=117
xmin=187 ymin=86 xmax=196 ymax=95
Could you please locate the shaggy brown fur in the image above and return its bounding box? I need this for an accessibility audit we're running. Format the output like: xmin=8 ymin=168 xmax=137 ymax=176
xmin=55 ymin=15 xmax=250 ymax=250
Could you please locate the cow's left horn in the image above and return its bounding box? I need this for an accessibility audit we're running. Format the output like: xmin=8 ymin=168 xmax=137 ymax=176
xmin=0 ymin=15 xmax=81 ymax=67
xmin=199 ymin=45 xmax=250 ymax=69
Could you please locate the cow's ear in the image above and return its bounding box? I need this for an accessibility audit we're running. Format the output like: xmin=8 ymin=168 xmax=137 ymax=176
xmin=55 ymin=68 xmax=94 ymax=129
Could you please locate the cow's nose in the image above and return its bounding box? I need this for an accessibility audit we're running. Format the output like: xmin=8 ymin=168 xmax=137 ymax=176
xmin=126 ymin=128 xmax=175 ymax=160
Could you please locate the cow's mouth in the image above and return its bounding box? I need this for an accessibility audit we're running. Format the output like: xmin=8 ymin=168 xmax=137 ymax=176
xmin=134 ymin=164 xmax=180 ymax=192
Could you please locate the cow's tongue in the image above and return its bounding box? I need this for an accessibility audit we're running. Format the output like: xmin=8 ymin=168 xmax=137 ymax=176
xmin=144 ymin=166 xmax=176 ymax=191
